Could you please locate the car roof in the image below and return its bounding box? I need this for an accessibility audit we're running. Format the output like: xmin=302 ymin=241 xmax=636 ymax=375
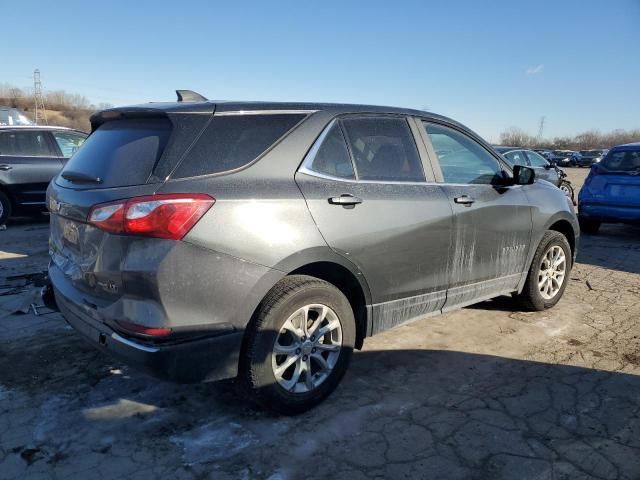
xmin=612 ymin=142 xmax=640 ymax=151
xmin=96 ymin=99 xmax=467 ymax=129
xmin=0 ymin=125 xmax=87 ymax=134
xmin=493 ymin=146 xmax=523 ymax=152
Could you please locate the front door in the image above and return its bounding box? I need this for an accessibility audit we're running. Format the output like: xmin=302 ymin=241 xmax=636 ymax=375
xmin=296 ymin=115 xmax=453 ymax=333
xmin=420 ymin=122 xmax=534 ymax=310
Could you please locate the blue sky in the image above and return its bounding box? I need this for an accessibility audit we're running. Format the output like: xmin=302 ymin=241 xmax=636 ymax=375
xmin=3 ymin=0 xmax=639 ymax=141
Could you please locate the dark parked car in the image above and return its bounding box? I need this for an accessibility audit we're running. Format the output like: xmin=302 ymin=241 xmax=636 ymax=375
xmin=0 ymin=126 xmax=86 ymax=225
xmin=578 ymin=143 xmax=640 ymax=233
xmin=550 ymin=150 xmax=577 ymax=167
xmin=493 ymin=146 xmax=575 ymax=201
xmin=48 ymin=92 xmax=578 ymax=413
xmin=577 ymin=149 xmax=607 ymax=167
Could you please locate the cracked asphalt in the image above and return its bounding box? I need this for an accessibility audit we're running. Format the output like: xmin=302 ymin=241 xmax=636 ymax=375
xmin=1 ymin=169 xmax=639 ymax=480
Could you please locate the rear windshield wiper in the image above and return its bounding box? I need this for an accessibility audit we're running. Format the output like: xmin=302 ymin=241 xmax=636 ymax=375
xmin=61 ymin=171 xmax=102 ymax=184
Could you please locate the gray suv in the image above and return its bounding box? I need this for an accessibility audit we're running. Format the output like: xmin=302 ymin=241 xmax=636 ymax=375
xmin=48 ymin=92 xmax=578 ymax=413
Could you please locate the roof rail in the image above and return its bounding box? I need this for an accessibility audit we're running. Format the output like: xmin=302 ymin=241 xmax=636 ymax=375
xmin=176 ymin=90 xmax=208 ymax=102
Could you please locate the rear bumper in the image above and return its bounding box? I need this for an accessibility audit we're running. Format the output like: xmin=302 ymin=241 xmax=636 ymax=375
xmin=55 ymin=286 xmax=244 ymax=383
xmin=579 ymin=203 xmax=640 ymax=224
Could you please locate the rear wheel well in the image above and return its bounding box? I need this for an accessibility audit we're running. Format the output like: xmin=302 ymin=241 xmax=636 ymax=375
xmin=548 ymin=220 xmax=575 ymax=258
xmin=290 ymin=262 xmax=368 ymax=349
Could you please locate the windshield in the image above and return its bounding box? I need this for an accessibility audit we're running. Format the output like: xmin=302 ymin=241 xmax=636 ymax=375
xmin=600 ymin=149 xmax=640 ymax=172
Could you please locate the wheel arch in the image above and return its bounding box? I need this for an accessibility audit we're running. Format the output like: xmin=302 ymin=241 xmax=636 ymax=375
xmin=273 ymin=248 xmax=372 ymax=349
xmin=547 ymin=218 xmax=576 ymax=259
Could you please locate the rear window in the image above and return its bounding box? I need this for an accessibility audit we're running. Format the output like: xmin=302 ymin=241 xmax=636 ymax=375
xmin=601 ymin=149 xmax=640 ymax=172
xmin=59 ymin=118 xmax=171 ymax=188
xmin=172 ymin=113 xmax=305 ymax=178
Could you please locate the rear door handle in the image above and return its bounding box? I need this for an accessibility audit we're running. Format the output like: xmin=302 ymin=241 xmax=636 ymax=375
xmin=0 ymin=165 xmax=12 ymax=171
xmin=454 ymin=195 xmax=475 ymax=206
xmin=328 ymin=194 xmax=363 ymax=206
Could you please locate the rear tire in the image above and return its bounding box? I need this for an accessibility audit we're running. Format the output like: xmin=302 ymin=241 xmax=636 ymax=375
xmin=0 ymin=190 xmax=11 ymax=227
xmin=578 ymin=216 xmax=600 ymax=234
xmin=516 ymin=231 xmax=572 ymax=311
xmin=240 ymin=275 xmax=355 ymax=415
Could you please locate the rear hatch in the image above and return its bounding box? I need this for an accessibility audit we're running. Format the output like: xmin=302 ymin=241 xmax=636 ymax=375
xmin=584 ymin=151 xmax=640 ymax=207
xmin=48 ymin=107 xmax=213 ymax=301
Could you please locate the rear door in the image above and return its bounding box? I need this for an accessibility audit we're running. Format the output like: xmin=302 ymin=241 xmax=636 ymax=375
xmin=295 ymin=115 xmax=453 ymax=333
xmin=0 ymin=129 xmax=63 ymax=207
xmin=419 ymin=121 xmax=533 ymax=310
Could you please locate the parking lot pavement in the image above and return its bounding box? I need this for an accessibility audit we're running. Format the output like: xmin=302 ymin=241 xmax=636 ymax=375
xmin=1 ymin=170 xmax=639 ymax=480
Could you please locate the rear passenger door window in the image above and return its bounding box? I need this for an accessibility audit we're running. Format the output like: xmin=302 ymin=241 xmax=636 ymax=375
xmin=341 ymin=116 xmax=425 ymax=182
xmin=423 ymin=122 xmax=502 ymax=184
xmin=306 ymin=122 xmax=355 ymax=179
xmin=503 ymin=150 xmax=528 ymax=166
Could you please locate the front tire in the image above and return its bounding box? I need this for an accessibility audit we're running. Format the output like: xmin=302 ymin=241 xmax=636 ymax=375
xmin=516 ymin=231 xmax=572 ymax=311
xmin=240 ymin=275 xmax=355 ymax=415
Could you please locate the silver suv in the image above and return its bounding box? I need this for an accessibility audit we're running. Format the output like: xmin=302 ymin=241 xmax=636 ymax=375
xmin=48 ymin=91 xmax=578 ymax=413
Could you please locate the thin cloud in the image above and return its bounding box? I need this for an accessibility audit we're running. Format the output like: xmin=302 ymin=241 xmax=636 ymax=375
xmin=526 ymin=64 xmax=544 ymax=76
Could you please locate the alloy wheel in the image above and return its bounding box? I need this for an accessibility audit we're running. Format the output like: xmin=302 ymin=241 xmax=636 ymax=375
xmin=538 ymin=245 xmax=566 ymax=300
xmin=271 ymin=304 xmax=342 ymax=393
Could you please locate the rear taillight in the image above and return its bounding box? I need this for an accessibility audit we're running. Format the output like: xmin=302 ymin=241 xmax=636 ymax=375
xmin=115 ymin=320 xmax=172 ymax=337
xmin=88 ymin=193 xmax=214 ymax=240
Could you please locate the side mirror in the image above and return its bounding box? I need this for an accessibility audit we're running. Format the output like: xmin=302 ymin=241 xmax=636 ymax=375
xmin=513 ymin=165 xmax=535 ymax=185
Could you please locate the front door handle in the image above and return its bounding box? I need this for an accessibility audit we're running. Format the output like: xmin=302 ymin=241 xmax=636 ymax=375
xmin=0 ymin=165 xmax=12 ymax=171
xmin=454 ymin=195 xmax=475 ymax=206
xmin=328 ymin=194 xmax=363 ymax=206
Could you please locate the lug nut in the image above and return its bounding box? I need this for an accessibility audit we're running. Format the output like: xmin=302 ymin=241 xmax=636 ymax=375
xmin=303 ymin=355 xmax=308 ymax=361
xmin=295 ymin=348 xmax=301 ymax=354
xmin=312 ymin=348 xmax=316 ymax=353
xmin=301 ymin=336 xmax=306 ymax=341
xmin=310 ymin=335 xmax=315 ymax=341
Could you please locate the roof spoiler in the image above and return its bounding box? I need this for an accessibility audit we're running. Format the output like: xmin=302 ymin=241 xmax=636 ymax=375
xmin=176 ymin=90 xmax=208 ymax=102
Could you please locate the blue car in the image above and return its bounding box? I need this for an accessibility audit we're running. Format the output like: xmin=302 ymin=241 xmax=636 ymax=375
xmin=578 ymin=142 xmax=640 ymax=233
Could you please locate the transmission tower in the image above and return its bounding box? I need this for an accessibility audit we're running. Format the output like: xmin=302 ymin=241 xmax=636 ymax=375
xmin=537 ymin=116 xmax=545 ymax=139
xmin=33 ymin=69 xmax=48 ymax=125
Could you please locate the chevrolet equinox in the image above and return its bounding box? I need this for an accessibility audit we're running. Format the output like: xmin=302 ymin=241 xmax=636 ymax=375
xmin=48 ymin=90 xmax=579 ymax=413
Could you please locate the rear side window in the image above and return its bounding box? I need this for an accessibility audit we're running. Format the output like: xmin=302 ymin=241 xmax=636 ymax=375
xmin=306 ymin=122 xmax=355 ymax=179
xmin=60 ymin=118 xmax=171 ymax=188
xmin=0 ymin=131 xmax=55 ymax=156
xmin=172 ymin=114 xmax=305 ymax=178
xmin=601 ymin=149 xmax=640 ymax=172
xmin=341 ymin=116 xmax=424 ymax=182
xmin=53 ymin=131 xmax=87 ymax=158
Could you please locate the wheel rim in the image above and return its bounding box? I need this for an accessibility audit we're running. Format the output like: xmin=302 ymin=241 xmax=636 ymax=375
xmin=271 ymin=304 xmax=342 ymax=394
xmin=538 ymin=245 xmax=567 ymax=300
